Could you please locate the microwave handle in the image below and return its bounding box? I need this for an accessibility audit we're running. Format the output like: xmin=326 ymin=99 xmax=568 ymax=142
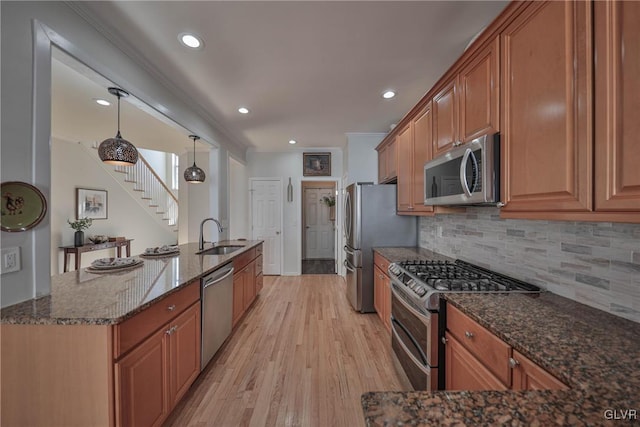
xmin=459 ymin=148 xmax=478 ymax=197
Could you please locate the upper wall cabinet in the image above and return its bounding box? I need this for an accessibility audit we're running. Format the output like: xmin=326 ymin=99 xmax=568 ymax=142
xmin=500 ymin=1 xmax=592 ymax=214
xmin=377 ymin=138 xmax=397 ymax=184
xmin=432 ymin=79 xmax=458 ymax=158
xmin=397 ymin=103 xmax=435 ymax=215
xmin=459 ymin=37 xmax=500 ymax=143
xmin=594 ymin=0 xmax=640 ymax=212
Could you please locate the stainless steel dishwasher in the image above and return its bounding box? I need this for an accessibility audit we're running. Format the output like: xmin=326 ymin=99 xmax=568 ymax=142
xmin=201 ymin=264 xmax=234 ymax=371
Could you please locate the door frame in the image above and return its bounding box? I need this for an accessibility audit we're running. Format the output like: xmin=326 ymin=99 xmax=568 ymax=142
xmin=298 ymin=177 xmax=341 ymax=275
xmin=249 ymin=177 xmax=284 ymax=276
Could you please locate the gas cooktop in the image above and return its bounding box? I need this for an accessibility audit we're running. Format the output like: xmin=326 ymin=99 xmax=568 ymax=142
xmin=388 ymin=259 xmax=541 ymax=311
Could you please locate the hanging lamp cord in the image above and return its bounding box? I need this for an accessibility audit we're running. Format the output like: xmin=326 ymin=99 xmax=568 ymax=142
xmin=192 ymin=136 xmax=197 ymax=166
xmin=116 ymin=92 xmax=122 ymax=139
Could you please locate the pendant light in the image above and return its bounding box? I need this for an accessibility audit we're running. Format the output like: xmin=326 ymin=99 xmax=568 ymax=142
xmin=184 ymin=134 xmax=206 ymax=183
xmin=98 ymin=87 xmax=139 ymax=166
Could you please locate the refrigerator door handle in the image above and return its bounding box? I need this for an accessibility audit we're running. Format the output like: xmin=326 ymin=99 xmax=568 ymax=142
xmin=344 ymin=245 xmax=355 ymax=256
xmin=343 ymin=259 xmax=356 ymax=273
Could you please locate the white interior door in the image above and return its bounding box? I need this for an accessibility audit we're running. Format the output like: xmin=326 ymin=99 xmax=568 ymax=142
xmin=251 ymin=179 xmax=282 ymax=275
xmin=304 ymin=188 xmax=334 ymax=259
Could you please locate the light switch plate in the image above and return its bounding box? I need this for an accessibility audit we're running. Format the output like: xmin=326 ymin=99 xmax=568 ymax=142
xmin=1 ymin=246 xmax=21 ymax=274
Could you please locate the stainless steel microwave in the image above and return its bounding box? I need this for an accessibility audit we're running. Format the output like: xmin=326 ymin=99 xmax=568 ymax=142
xmin=423 ymin=133 xmax=500 ymax=206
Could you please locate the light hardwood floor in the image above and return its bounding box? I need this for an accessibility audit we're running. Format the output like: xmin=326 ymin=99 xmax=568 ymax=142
xmin=164 ymin=274 xmax=408 ymax=427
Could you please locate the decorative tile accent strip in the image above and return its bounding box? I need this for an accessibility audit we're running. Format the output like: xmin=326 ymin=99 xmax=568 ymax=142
xmin=419 ymin=208 xmax=640 ymax=323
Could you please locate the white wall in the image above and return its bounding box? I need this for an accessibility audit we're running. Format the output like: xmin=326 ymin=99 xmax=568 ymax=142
xmin=50 ymin=139 xmax=176 ymax=274
xmin=247 ymin=149 xmax=343 ymax=275
xmin=138 ymin=148 xmax=168 ymax=185
xmin=0 ymin=2 xmax=238 ymax=307
xmin=229 ymin=157 xmax=249 ymax=239
xmin=344 ymin=133 xmax=386 ymax=185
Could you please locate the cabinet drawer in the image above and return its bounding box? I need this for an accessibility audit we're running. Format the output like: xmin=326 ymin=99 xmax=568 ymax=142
xmin=255 ymin=255 xmax=263 ymax=276
xmin=233 ymin=248 xmax=256 ymax=271
xmin=447 ymin=304 xmax=511 ymax=386
xmin=114 ymin=281 xmax=200 ymax=359
xmin=373 ymin=252 xmax=391 ymax=274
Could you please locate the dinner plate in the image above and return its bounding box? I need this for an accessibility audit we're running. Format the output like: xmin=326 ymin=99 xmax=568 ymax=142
xmin=86 ymin=261 xmax=144 ymax=274
xmin=91 ymin=257 xmax=141 ymax=269
xmin=144 ymin=245 xmax=179 ymax=255
xmin=1 ymin=181 xmax=47 ymax=232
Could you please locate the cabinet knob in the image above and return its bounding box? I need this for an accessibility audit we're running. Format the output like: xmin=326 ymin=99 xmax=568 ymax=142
xmin=464 ymin=331 xmax=474 ymax=339
xmin=441 ymin=336 xmax=448 ymax=345
xmin=167 ymin=304 xmax=176 ymax=311
xmin=509 ymin=357 xmax=520 ymax=368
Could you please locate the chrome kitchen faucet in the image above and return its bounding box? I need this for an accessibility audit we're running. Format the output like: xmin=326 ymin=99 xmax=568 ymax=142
xmin=199 ymin=218 xmax=224 ymax=251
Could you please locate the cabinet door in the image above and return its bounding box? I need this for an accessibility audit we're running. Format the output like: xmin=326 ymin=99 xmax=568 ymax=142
xmin=168 ymin=303 xmax=201 ymax=407
xmin=116 ymin=328 xmax=168 ymax=427
xmin=373 ymin=265 xmax=384 ymax=321
xmin=377 ymin=145 xmax=386 ymax=183
xmin=433 ymin=79 xmax=458 ymax=157
xmin=445 ymin=332 xmax=508 ymax=391
xmin=243 ymin=262 xmax=256 ymax=310
xmin=511 ymin=350 xmax=567 ymax=391
xmin=232 ymin=273 xmax=244 ymax=326
xmin=412 ymin=104 xmax=434 ymax=213
xmin=382 ymin=273 xmax=391 ymax=332
xmin=459 ymin=37 xmax=499 ymax=142
xmin=501 ymin=1 xmax=592 ymax=213
xmin=595 ymin=0 xmax=640 ymax=212
xmin=386 ymin=138 xmax=398 ymax=181
xmin=396 ymin=124 xmax=413 ymax=211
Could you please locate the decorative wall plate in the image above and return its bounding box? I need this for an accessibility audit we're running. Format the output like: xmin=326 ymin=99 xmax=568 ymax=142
xmin=1 ymin=181 xmax=47 ymax=232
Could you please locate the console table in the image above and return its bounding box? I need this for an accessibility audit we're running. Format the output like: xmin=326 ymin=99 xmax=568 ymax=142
xmin=59 ymin=239 xmax=133 ymax=272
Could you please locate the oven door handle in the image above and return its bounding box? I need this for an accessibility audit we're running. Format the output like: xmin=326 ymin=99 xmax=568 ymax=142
xmin=391 ymin=284 xmax=433 ymax=324
xmin=391 ymin=321 xmax=431 ymax=374
xmin=391 ymin=317 xmax=429 ymax=366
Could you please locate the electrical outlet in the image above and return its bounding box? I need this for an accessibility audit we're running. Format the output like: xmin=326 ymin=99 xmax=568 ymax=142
xmin=1 ymin=247 xmax=21 ymax=274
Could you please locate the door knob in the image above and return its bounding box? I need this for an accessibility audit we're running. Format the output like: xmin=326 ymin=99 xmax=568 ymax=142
xmin=276 ymin=231 xmax=280 ymax=235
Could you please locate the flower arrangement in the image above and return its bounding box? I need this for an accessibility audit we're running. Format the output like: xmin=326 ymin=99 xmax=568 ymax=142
xmin=68 ymin=217 xmax=93 ymax=231
xmin=321 ymin=195 xmax=336 ymax=207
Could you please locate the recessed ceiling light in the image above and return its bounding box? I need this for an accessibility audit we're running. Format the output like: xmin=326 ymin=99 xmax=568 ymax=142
xmin=382 ymin=90 xmax=396 ymax=99
xmin=179 ymin=33 xmax=203 ymax=49
xmin=95 ymin=99 xmax=110 ymax=106
xmin=238 ymin=107 xmax=250 ymax=114
xmin=289 ymin=140 xmax=297 ymax=145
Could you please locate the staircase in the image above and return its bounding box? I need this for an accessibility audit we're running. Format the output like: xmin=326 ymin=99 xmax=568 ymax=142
xmin=85 ymin=143 xmax=178 ymax=233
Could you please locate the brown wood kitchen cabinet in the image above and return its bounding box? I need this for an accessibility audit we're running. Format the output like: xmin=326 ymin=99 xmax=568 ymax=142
xmin=432 ymin=78 xmax=458 ymax=158
xmin=373 ymin=252 xmax=392 ymax=333
xmin=594 ymin=0 xmax=640 ymax=215
xmin=397 ymin=104 xmax=435 ymax=215
xmin=1 ymin=280 xmax=202 ymax=427
xmin=232 ymin=244 xmax=263 ymax=327
xmin=459 ymin=36 xmax=500 ymax=143
xmin=500 ymin=1 xmax=592 ymax=215
xmin=377 ymin=138 xmax=397 ymax=184
xmin=445 ymin=304 xmax=567 ymax=391
xmin=116 ymin=301 xmax=201 ymax=427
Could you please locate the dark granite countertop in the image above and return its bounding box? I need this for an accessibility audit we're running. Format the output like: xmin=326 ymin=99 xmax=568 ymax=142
xmin=365 ymin=248 xmax=640 ymax=426
xmin=1 ymin=240 xmax=262 ymax=326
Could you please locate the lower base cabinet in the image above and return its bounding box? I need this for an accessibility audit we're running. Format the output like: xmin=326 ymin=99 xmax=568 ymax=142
xmin=445 ymin=305 xmax=567 ymax=391
xmin=116 ymin=302 xmax=201 ymax=427
xmin=232 ymin=244 xmax=264 ymax=327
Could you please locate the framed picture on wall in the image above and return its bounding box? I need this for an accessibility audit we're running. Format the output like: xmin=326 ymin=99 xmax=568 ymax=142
xmin=303 ymin=152 xmax=331 ymax=176
xmin=76 ymin=188 xmax=108 ymax=220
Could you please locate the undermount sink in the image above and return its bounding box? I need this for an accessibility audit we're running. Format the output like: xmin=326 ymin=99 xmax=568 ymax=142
xmin=197 ymin=245 xmax=244 ymax=255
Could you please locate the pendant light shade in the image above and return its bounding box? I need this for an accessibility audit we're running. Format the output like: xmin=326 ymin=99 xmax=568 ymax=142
xmin=184 ymin=135 xmax=206 ymax=183
xmin=98 ymin=87 xmax=139 ymax=166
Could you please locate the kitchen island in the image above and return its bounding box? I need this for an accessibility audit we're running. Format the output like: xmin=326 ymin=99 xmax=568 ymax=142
xmin=1 ymin=240 xmax=263 ymax=427
xmin=366 ymin=247 xmax=640 ymax=426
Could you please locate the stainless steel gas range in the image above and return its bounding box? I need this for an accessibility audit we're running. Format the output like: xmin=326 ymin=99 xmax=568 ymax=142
xmin=388 ymin=259 xmax=541 ymax=390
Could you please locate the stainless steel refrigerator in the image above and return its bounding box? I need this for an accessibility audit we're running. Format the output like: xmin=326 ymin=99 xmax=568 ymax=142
xmin=343 ymin=183 xmax=417 ymax=312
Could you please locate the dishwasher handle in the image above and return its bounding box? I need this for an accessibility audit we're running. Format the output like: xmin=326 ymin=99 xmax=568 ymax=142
xmin=203 ymin=267 xmax=234 ymax=289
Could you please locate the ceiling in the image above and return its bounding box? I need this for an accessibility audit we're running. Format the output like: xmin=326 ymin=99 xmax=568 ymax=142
xmin=69 ymin=1 xmax=507 ymax=153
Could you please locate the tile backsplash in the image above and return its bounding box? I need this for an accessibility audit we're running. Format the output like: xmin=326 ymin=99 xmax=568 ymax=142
xmin=419 ymin=208 xmax=640 ymax=323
